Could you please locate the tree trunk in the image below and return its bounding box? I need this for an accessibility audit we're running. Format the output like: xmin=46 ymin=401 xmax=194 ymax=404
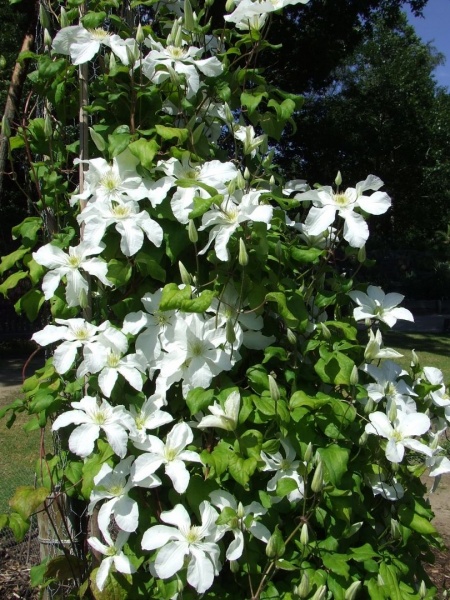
xmin=0 ymin=0 xmax=39 ymax=204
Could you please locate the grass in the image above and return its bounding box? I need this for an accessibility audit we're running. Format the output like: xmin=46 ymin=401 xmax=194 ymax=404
xmin=0 ymin=386 xmax=49 ymax=514
xmin=383 ymin=331 xmax=450 ymax=383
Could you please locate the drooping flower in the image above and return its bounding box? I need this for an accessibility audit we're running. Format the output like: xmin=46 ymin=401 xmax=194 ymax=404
xmin=365 ymin=411 xmax=431 ymax=463
xmin=348 ymin=285 xmax=414 ymax=327
xmin=297 ymin=175 xmax=391 ymax=248
xmin=132 ymin=422 xmax=202 ymax=494
xmin=52 ymin=396 xmax=134 ymax=458
xmin=197 ymin=391 xmax=241 ymax=432
xmin=260 ymin=439 xmax=304 ymax=502
xmin=141 ymin=502 xmax=221 ymax=594
xmin=88 ymin=456 xmax=160 ymax=533
xmin=209 ymin=490 xmax=270 ymax=560
xmin=198 ymin=191 xmax=273 ymax=261
xmin=88 ymin=529 xmax=136 ymax=592
xmin=362 ymin=360 xmax=417 ymax=413
xmin=33 ymin=241 xmax=111 ymax=307
xmin=364 ymin=329 xmax=403 ymax=362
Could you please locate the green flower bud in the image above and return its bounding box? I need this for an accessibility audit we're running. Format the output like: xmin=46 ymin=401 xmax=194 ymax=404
xmin=39 ymin=4 xmax=50 ymax=30
xmin=320 ymin=322 xmax=331 ymax=340
xmin=266 ymin=526 xmax=285 ymax=558
xmin=225 ymin=0 xmax=235 ymax=12
xmin=184 ymin=0 xmax=195 ymax=30
xmin=411 ymin=348 xmax=420 ymax=368
xmin=188 ymin=219 xmax=198 ymax=243
xmin=236 ymin=171 xmax=246 ymax=190
xmin=178 ymin=261 xmax=192 ymax=286
xmin=357 ymin=245 xmax=366 ymax=263
xmin=226 ymin=318 xmax=236 ymax=344
xmin=335 ymin=170 xmax=342 ymax=187
xmin=1 ymin=115 xmax=11 ymax=139
xmin=79 ymin=288 xmax=88 ymax=310
xmin=363 ymin=398 xmax=375 ymax=415
xmin=388 ymin=401 xmax=397 ymax=423
xmin=237 ymin=502 xmax=246 ymax=519
xmin=296 ymin=573 xmax=310 ymax=598
xmin=44 ymin=114 xmax=53 ymax=139
xmin=244 ymin=166 xmax=250 ymax=180
xmin=275 ymin=240 xmax=283 ymax=260
xmin=224 ymin=103 xmax=234 ymax=124
xmin=0 ymin=55 xmax=6 ymax=71
xmin=311 ymin=585 xmax=327 ymax=600
xmin=89 ymin=127 xmax=106 ymax=152
xmin=270 ymin=174 xmax=275 ymax=186
xmin=239 ymin=238 xmax=248 ymax=266
xmin=419 ymin=581 xmax=427 ymax=599
xmin=345 ymin=581 xmax=362 ymax=600
xmin=311 ymin=459 xmax=324 ymax=493
xmin=304 ymin=442 xmax=313 ymax=464
xmin=136 ymin=23 xmax=145 ymax=45
xmin=350 ymin=365 xmax=359 ymax=386
xmin=44 ymin=28 xmax=53 ymax=50
xmin=109 ymin=52 xmax=117 ymax=71
xmin=174 ymin=19 xmax=183 ymax=48
xmin=230 ymin=559 xmax=240 ymax=574
xmin=227 ymin=178 xmax=237 ymax=195
xmin=286 ymin=328 xmax=297 ymax=345
xmin=268 ymin=374 xmax=280 ymax=402
xmin=60 ymin=7 xmax=69 ymax=28
xmin=390 ymin=518 xmax=401 ymax=540
xmin=300 ymin=523 xmax=309 ymax=546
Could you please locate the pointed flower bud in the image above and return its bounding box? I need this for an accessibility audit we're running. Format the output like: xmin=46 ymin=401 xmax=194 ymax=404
xmin=244 ymin=167 xmax=250 ymax=180
xmin=44 ymin=114 xmax=53 ymax=138
xmin=239 ymin=238 xmax=248 ymax=266
xmin=350 ymin=365 xmax=359 ymax=386
xmin=226 ymin=318 xmax=236 ymax=344
xmin=304 ymin=442 xmax=313 ymax=464
xmin=225 ymin=0 xmax=236 ymax=11
xmin=44 ymin=28 xmax=53 ymax=50
xmin=388 ymin=401 xmax=397 ymax=423
xmin=345 ymin=581 xmax=362 ymax=600
xmin=390 ymin=518 xmax=401 ymax=540
xmin=363 ymin=398 xmax=374 ymax=415
xmin=335 ymin=170 xmax=342 ymax=187
xmin=411 ymin=348 xmax=420 ymax=368
xmin=224 ymin=102 xmax=234 ymax=124
xmin=286 ymin=328 xmax=297 ymax=345
xmin=266 ymin=526 xmax=285 ymax=558
xmin=39 ymin=4 xmax=50 ymax=30
xmin=320 ymin=322 xmax=331 ymax=340
xmin=60 ymin=7 xmax=69 ymax=28
xmin=268 ymin=374 xmax=280 ymax=402
xmin=296 ymin=573 xmax=310 ymax=598
xmin=357 ymin=245 xmax=366 ymax=263
xmin=311 ymin=459 xmax=324 ymax=493
xmin=419 ymin=581 xmax=427 ymax=599
xmin=230 ymin=559 xmax=239 ymax=573
xmin=184 ymin=0 xmax=195 ymax=30
xmin=300 ymin=523 xmax=309 ymax=546
xmin=311 ymin=585 xmax=327 ymax=600
xmin=188 ymin=219 xmax=198 ymax=243
xmin=136 ymin=23 xmax=145 ymax=45
xmin=178 ymin=261 xmax=192 ymax=286
xmin=358 ymin=431 xmax=368 ymax=446
xmin=236 ymin=171 xmax=246 ymax=190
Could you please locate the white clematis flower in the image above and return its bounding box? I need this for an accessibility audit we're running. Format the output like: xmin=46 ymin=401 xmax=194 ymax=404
xmin=141 ymin=502 xmax=221 ymax=594
xmin=297 ymin=174 xmax=391 ymax=248
xmin=78 ymin=198 xmax=163 ymax=256
xmin=33 ymin=241 xmax=111 ymax=307
xmin=197 ymin=391 xmax=241 ymax=431
xmin=31 ymin=319 xmax=126 ymax=374
xmin=348 ymin=285 xmax=414 ymax=328
xmin=52 ymin=25 xmax=112 ymax=65
xmin=128 ymin=396 xmax=174 ymax=445
xmin=52 ymin=395 xmax=134 ymax=458
xmin=225 ymin=0 xmax=309 ymax=26
xmin=233 ymin=125 xmax=266 ymax=157
xmin=362 ymin=360 xmax=417 ymax=413
xmin=365 ymin=411 xmax=432 ymax=463
xmin=88 ymin=456 xmax=160 ymax=533
xmin=199 ymin=190 xmax=273 ymax=261
xmin=209 ymin=490 xmax=270 ymax=560
xmin=364 ymin=329 xmax=403 ymax=362
xmin=132 ymin=422 xmax=202 ymax=494
xmin=260 ymin=440 xmax=305 ymax=503
xmin=88 ymin=529 xmax=136 ymax=592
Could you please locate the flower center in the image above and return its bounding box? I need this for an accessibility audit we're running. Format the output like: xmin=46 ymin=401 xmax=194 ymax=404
xmin=89 ymin=28 xmax=111 ymax=42
xmin=167 ymin=45 xmax=188 ymax=60
xmin=185 ymin=526 xmax=201 ymax=544
xmin=154 ymin=310 xmax=171 ymax=327
xmin=101 ymin=170 xmax=122 ymax=193
xmin=280 ymin=459 xmax=291 ymax=471
xmin=392 ymin=430 xmax=403 ymax=443
xmin=165 ymin=447 xmax=178 ymax=461
xmin=189 ymin=339 xmax=205 ymax=357
xmin=385 ymin=383 xmax=398 ymax=399
xmin=185 ymin=168 xmax=200 ymax=180
xmin=68 ymin=255 xmax=82 ymax=268
xmin=106 ymin=352 xmax=121 ymax=368
xmin=109 ymin=484 xmax=125 ymax=496
xmin=112 ymin=204 xmax=131 ymax=219
xmin=105 ymin=545 xmax=117 ymax=557
xmin=222 ymin=206 xmax=239 ymax=223
xmin=333 ymin=193 xmax=351 ymax=207
xmin=93 ymin=409 xmax=107 ymax=426
xmin=74 ymin=327 xmax=90 ymax=340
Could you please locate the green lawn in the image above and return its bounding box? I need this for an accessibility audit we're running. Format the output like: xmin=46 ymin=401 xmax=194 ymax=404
xmin=383 ymin=331 xmax=450 ymax=383
xmin=0 ymin=386 xmax=49 ymax=514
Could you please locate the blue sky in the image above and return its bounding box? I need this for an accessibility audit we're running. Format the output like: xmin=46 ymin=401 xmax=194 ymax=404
xmin=406 ymin=0 xmax=450 ymax=90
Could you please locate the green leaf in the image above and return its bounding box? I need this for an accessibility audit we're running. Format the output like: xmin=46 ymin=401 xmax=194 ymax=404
xmin=228 ymin=453 xmax=257 ymax=488
xmin=155 ymin=124 xmax=189 ymax=143
xmin=107 ymin=260 xmax=132 ymax=287
xmin=379 ymin=564 xmax=402 ymax=600
xmin=186 ymin=388 xmax=215 ymax=415
xmin=253 ymin=394 xmax=276 ymax=416
xmin=129 ymin=138 xmax=160 ymax=170
xmin=0 ymin=246 xmax=28 ymax=275
xmin=317 ymin=445 xmax=350 ymax=486
xmin=30 ymin=559 xmax=49 ymax=587
xmin=316 ymin=399 xmax=356 ymax=439
xmin=350 ymin=543 xmax=378 ymax=562
xmin=81 ymin=442 xmax=115 ymax=500
xmin=44 ymin=555 xmax=85 ymax=582
xmin=108 ymin=133 xmax=132 ymax=157
xmin=201 ymin=440 xmax=231 ymax=478
xmin=275 ymin=477 xmax=298 ymax=497
xmin=0 ymin=271 xmax=27 ymax=297
xmin=322 ymin=553 xmax=350 ymax=578
xmin=15 ymin=289 xmax=45 ymax=321
xmin=188 ymin=194 xmax=223 ymax=219
xmin=29 ymin=392 xmax=57 ymax=414
xmin=90 ymin=568 xmax=131 ymax=600
xmin=397 ymin=504 xmax=438 ymax=535
xmin=9 ymin=486 xmax=49 ymax=520
xmin=81 ymin=10 xmax=107 ymax=28
xmin=8 ymin=512 xmax=30 ymax=541
xmin=314 ymin=349 xmax=355 ymax=385
xmin=290 ymin=247 xmax=324 ymax=263
xmin=241 ymin=90 xmax=267 ymax=115
xmin=12 ymin=217 xmax=42 ymax=245
xmin=159 ymin=283 xmax=215 ymax=312
xmin=290 ymin=391 xmax=332 ymax=410
xmin=134 ymin=250 xmax=166 ymax=282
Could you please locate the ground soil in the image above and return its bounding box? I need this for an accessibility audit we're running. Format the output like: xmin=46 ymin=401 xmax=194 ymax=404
xmin=0 ymin=358 xmax=449 ymax=598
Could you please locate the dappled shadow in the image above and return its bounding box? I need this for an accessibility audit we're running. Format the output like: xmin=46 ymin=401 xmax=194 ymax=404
xmin=384 ymin=332 xmax=450 ymax=357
